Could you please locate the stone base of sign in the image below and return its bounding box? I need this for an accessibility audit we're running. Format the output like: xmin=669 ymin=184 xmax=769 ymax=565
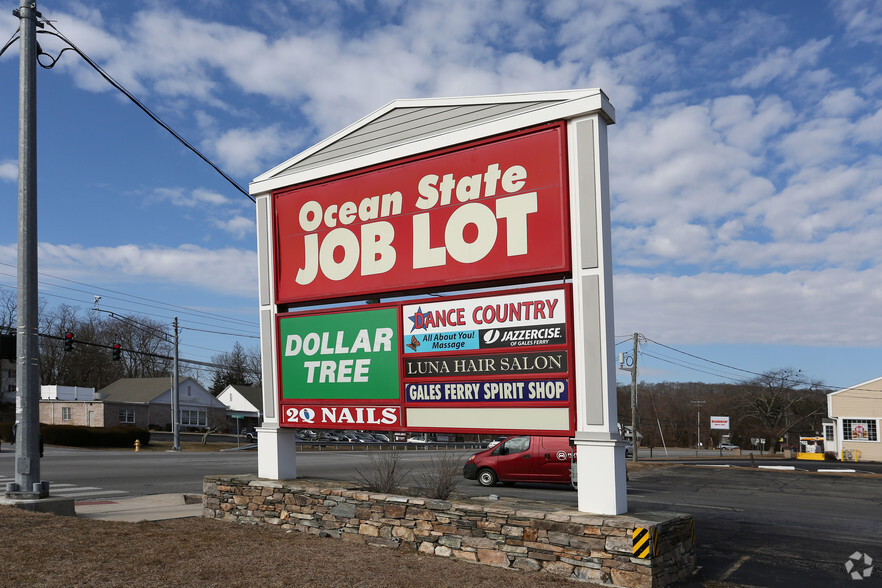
xmin=203 ymin=475 xmax=696 ymax=587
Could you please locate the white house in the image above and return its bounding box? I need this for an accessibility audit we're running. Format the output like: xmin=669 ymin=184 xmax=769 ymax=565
xmin=216 ymin=384 xmax=263 ymax=429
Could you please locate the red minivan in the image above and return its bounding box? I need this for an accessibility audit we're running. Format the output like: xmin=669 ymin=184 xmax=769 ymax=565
xmin=463 ymin=435 xmax=576 ymax=487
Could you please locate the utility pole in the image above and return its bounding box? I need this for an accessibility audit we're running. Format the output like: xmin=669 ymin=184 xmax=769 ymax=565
xmin=618 ymin=333 xmax=639 ymax=463
xmin=629 ymin=333 xmax=638 ymax=463
xmin=691 ymin=399 xmax=705 ymax=454
xmin=171 ymin=317 xmax=181 ymax=451
xmin=8 ymin=0 xmax=45 ymax=499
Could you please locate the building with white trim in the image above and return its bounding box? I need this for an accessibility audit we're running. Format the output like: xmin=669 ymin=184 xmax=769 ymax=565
xmin=827 ymin=377 xmax=881 ymax=463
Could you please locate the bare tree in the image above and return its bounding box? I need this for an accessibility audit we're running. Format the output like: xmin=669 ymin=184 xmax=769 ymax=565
xmin=38 ymin=305 xmax=173 ymax=389
xmin=0 ymin=289 xmax=15 ymax=334
xmin=736 ymin=369 xmax=827 ymax=451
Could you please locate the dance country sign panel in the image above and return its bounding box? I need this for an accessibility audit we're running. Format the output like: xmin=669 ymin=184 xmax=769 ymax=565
xmin=405 ymin=379 xmax=568 ymax=404
xmin=402 ymin=288 xmax=568 ymax=353
xmin=277 ymin=307 xmax=400 ymax=400
xmin=273 ymin=124 xmax=569 ymax=304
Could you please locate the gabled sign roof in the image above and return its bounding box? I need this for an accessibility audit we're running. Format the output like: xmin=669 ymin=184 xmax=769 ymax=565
xmin=250 ymin=88 xmax=614 ymax=195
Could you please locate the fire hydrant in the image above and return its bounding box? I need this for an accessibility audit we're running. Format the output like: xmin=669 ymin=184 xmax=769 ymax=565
xmin=134 ymin=439 xmax=141 ymax=452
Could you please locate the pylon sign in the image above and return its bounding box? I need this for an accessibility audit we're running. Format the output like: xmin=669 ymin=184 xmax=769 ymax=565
xmin=260 ymin=92 xmax=618 ymax=430
xmin=256 ymin=90 xmax=626 ymax=512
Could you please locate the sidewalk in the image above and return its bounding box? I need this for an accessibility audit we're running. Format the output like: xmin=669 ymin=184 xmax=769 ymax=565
xmin=75 ymin=493 xmax=203 ymax=522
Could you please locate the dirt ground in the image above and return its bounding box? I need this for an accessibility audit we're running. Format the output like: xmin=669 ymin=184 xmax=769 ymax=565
xmin=0 ymin=506 xmax=586 ymax=588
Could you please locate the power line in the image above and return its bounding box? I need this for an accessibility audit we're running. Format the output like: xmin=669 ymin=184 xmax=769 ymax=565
xmin=33 ymin=19 xmax=253 ymax=202
xmin=0 ymin=262 xmax=258 ymax=329
xmin=641 ymin=336 xmax=765 ymax=378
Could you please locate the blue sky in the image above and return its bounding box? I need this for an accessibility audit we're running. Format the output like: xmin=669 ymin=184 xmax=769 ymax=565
xmin=1 ymin=0 xmax=881 ymax=391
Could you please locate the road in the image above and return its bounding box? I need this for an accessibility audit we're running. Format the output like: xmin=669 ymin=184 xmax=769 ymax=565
xmin=2 ymin=445 xmax=879 ymax=586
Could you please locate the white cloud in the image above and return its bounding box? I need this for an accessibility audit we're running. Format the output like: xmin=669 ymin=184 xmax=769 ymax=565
xmin=614 ymin=268 xmax=882 ymax=347
xmin=151 ymin=187 xmax=231 ymax=208
xmin=733 ymin=37 xmax=832 ymax=89
xmin=854 ymin=107 xmax=882 ymax=144
xmin=774 ymin=116 xmax=853 ymax=168
xmin=38 ymin=242 xmax=257 ymax=297
xmin=211 ymin=125 xmax=307 ymax=178
xmin=832 ymin=0 xmax=882 ymax=44
xmin=819 ymin=88 xmax=866 ymax=116
xmin=212 ymin=215 xmax=255 ymax=240
xmin=0 ymin=160 xmax=16 ymax=182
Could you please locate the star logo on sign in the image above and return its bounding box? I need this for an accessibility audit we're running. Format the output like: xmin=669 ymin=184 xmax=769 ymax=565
xmin=408 ymin=307 xmax=429 ymax=332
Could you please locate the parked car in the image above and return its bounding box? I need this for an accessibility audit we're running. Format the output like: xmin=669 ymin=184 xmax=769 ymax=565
xmin=463 ymin=436 xmax=576 ymax=487
xmin=718 ymin=443 xmax=739 ymax=450
xmin=369 ymin=433 xmax=391 ymax=443
xmin=406 ymin=436 xmax=429 ymax=443
xmin=242 ymin=427 xmax=258 ymax=443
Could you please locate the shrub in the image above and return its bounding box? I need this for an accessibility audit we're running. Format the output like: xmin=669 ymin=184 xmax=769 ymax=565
xmin=824 ymin=451 xmax=838 ymax=461
xmin=39 ymin=424 xmax=150 ymax=448
xmin=0 ymin=421 xmax=13 ymax=443
xmin=354 ymin=451 xmax=407 ymax=494
xmin=415 ymin=452 xmax=463 ymax=500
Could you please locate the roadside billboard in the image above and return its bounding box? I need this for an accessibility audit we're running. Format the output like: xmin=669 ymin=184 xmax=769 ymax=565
xmin=710 ymin=416 xmax=730 ymax=430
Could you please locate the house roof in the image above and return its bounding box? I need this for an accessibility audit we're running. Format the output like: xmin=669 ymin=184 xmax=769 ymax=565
xmin=98 ymin=377 xmax=193 ymax=403
xmin=227 ymin=384 xmax=263 ymax=411
xmin=827 ymin=376 xmax=882 ymax=398
xmin=250 ymin=88 xmax=614 ymax=195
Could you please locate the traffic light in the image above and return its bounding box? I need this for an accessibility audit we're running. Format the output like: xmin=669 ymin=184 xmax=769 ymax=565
xmin=64 ymin=332 xmax=74 ymax=352
xmin=112 ymin=343 xmax=121 ymax=361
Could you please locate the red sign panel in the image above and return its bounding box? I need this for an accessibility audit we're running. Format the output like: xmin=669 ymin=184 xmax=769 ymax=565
xmin=273 ymin=124 xmax=569 ymax=304
xmin=281 ymin=405 xmax=402 ymax=429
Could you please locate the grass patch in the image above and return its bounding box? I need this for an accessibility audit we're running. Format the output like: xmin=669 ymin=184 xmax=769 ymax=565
xmin=0 ymin=507 xmax=585 ymax=587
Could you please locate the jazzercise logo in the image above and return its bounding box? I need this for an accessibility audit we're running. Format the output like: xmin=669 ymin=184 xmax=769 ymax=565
xmin=845 ymin=551 xmax=874 ymax=580
xmin=483 ymin=330 xmax=500 ymax=344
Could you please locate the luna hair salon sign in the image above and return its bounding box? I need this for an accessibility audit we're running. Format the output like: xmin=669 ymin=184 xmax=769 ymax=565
xmin=272 ymin=125 xmax=568 ymax=304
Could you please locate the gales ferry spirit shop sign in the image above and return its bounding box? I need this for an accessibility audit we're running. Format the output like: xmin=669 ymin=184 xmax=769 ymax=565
xmin=273 ymin=123 xmax=578 ymax=434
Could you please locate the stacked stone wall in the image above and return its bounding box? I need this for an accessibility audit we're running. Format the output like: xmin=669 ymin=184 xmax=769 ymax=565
xmin=203 ymin=475 xmax=695 ymax=587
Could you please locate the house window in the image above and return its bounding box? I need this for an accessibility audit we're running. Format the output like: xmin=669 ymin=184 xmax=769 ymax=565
xmin=823 ymin=424 xmax=834 ymax=442
xmin=62 ymin=407 xmax=71 ymax=421
xmin=842 ymin=419 xmax=878 ymax=442
xmin=119 ymin=409 xmax=135 ymax=424
xmin=180 ymin=409 xmax=207 ymax=427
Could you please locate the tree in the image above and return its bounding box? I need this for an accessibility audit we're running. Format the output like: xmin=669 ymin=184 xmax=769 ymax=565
xmin=209 ymin=341 xmax=260 ymax=395
xmin=735 ymin=369 xmax=827 ymax=451
xmin=0 ymin=289 xmax=15 ymax=334
xmin=39 ymin=305 xmax=173 ymax=389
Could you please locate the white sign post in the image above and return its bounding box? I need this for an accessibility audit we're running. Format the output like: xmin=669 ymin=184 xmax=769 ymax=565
xmin=567 ymin=114 xmax=628 ymax=515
